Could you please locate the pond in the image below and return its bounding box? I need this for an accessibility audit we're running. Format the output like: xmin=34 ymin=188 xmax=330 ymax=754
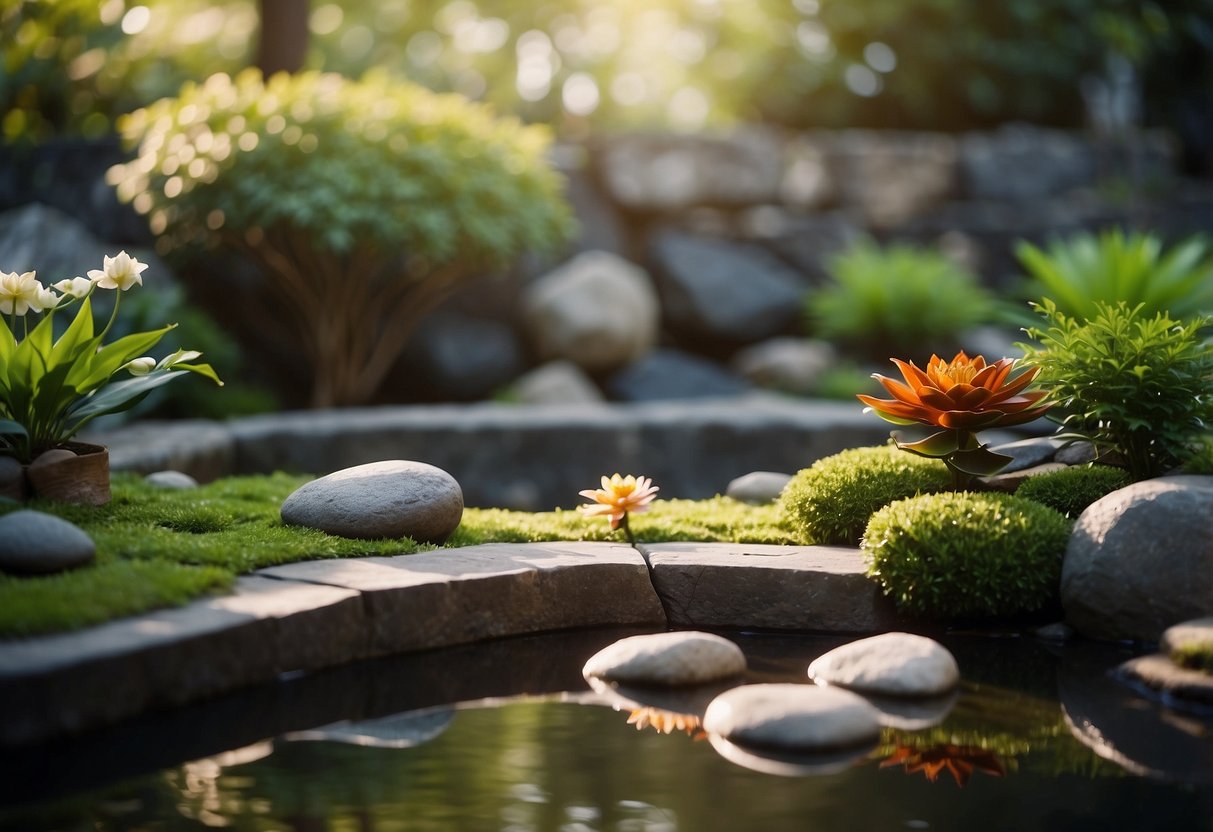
xmin=2 ymin=628 xmax=1211 ymax=831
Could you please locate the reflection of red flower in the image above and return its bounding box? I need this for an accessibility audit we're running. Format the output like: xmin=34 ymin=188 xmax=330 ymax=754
xmin=879 ymin=744 xmax=1006 ymax=787
xmin=626 ymin=708 xmax=706 ymax=740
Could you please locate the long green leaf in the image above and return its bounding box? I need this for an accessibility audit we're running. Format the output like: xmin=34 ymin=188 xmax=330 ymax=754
xmin=76 ymin=325 xmax=176 ymax=391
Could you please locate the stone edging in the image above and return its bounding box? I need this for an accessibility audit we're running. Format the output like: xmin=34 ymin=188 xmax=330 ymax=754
xmin=0 ymin=541 xmax=894 ymax=746
xmin=93 ymin=397 xmax=891 ymax=509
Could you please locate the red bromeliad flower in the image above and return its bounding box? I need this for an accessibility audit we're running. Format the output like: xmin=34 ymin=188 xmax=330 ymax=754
xmin=857 ymin=352 xmax=1051 ymax=488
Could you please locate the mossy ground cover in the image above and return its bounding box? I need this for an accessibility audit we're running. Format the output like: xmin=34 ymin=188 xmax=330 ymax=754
xmin=0 ymin=474 xmax=791 ymax=639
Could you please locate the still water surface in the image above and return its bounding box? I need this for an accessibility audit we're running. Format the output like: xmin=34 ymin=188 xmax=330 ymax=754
xmin=3 ymin=630 xmax=1211 ymax=831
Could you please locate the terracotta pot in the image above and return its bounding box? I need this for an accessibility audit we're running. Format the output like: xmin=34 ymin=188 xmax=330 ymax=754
xmin=25 ymin=442 xmax=111 ymax=506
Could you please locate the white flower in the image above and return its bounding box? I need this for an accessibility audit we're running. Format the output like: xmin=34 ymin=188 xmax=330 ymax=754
xmin=88 ymin=251 xmax=148 ymax=291
xmin=0 ymin=270 xmax=44 ymax=315
xmin=33 ymin=285 xmax=61 ymax=312
xmin=53 ymin=277 xmax=94 ymax=298
xmin=122 ymin=357 xmax=157 ymax=376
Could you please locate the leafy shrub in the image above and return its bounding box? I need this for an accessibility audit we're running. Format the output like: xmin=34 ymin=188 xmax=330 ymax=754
xmin=1019 ymin=300 xmax=1213 ymax=480
xmin=1016 ymin=230 xmax=1213 ymax=323
xmin=110 ymin=70 xmax=572 ymax=407
xmin=862 ymin=491 xmax=1072 ymax=620
xmin=806 ymin=240 xmax=996 ymax=362
xmin=781 ymin=446 xmax=951 ymax=545
xmin=1015 ymin=465 xmax=1131 ymax=518
xmin=1183 ymin=435 xmax=1213 ymax=475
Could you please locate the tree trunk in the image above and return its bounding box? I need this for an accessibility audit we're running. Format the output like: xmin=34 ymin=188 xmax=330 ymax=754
xmin=257 ymin=0 xmax=310 ymax=75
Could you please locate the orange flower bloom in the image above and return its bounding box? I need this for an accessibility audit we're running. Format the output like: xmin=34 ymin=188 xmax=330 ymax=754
xmin=579 ymin=474 xmax=659 ymax=530
xmin=858 ymin=351 xmax=1050 ymax=431
xmin=626 ymin=708 xmax=707 ymax=739
xmin=879 ymin=743 xmax=1006 ymax=787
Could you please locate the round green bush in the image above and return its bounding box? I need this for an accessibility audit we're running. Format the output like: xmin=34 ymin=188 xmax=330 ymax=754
xmin=1016 ymin=464 xmax=1131 ymax=518
xmin=862 ymin=492 xmax=1073 ymax=621
xmin=780 ymin=446 xmax=951 ymax=545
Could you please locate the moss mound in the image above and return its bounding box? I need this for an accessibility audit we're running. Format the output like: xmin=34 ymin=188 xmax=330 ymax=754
xmin=781 ymin=446 xmax=951 ymax=545
xmin=1172 ymin=643 xmax=1213 ymax=674
xmin=862 ymin=491 xmax=1072 ymax=621
xmin=1015 ymin=464 xmax=1131 ymax=518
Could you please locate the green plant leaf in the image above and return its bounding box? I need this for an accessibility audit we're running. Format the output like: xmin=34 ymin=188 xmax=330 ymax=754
xmin=895 ymin=430 xmax=961 ymax=458
xmin=950 ymin=445 xmax=1015 ymax=477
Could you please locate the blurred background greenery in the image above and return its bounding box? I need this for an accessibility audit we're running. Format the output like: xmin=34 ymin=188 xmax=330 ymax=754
xmin=3 ymin=0 xmax=1211 ymax=168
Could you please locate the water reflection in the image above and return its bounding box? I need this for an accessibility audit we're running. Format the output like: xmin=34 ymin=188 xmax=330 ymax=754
xmin=2 ymin=632 xmax=1213 ymax=831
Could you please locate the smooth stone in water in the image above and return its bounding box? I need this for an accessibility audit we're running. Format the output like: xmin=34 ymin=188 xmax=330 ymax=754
xmin=702 ymin=683 xmax=882 ymax=751
xmin=725 ymin=471 xmax=793 ymax=505
xmin=582 ymin=631 xmax=746 ymax=686
xmin=280 ymin=460 xmax=463 ymax=544
xmin=145 ymin=470 xmax=199 ymax=490
xmin=807 ymin=632 xmax=960 ymax=697
xmin=0 ymin=509 xmax=96 ymax=574
xmin=1161 ymin=617 xmax=1213 ymax=657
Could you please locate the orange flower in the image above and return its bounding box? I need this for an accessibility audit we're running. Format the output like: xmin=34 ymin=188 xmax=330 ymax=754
xmin=579 ymin=474 xmax=659 ymax=531
xmin=626 ymin=708 xmax=706 ymax=739
xmin=857 ymin=352 xmax=1052 ymax=486
xmin=879 ymin=743 xmax=1006 ymax=787
xmin=858 ymin=351 xmax=1050 ymax=431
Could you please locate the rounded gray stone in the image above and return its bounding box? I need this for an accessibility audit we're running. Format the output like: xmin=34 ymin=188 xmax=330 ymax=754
xmin=703 ymin=683 xmax=881 ymax=751
xmin=807 ymin=632 xmax=960 ymax=697
xmin=582 ymin=631 xmax=746 ymax=686
xmin=725 ymin=471 xmax=792 ymax=505
xmin=280 ymin=460 xmax=463 ymax=544
xmin=1062 ymin=476 xmax=1213 ymax=642
xmin=1161 ymin=617 xmax=1213 ymax=657
xmin=0 ymin=456 xmax=26 ymax=501
xmin=0 ymin=509 xmax=96 ymax=574
xmin=145 ymin=470 xmax=199 ymax=490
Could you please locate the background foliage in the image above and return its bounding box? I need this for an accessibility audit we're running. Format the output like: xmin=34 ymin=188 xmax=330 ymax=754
xmin=3 ymin=0 xmax=1210 ymax=144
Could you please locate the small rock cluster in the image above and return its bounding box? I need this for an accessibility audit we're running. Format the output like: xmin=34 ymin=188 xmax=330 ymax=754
xmin=1116 ymin=618 xmax=1213 ymax=709
xmin=583 ymin=630 xmax=959 ymax=772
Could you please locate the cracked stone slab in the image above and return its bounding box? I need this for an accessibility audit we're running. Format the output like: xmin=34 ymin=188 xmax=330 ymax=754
xmin=641 ymin=543 xmax=898 ymax=632
xmin=0 ymin=576 xmax=365 ymax=746
xmin=259 ymin=542 xmax=667 ymax=655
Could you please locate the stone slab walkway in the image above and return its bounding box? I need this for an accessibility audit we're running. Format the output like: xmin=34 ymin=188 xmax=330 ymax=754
xmin=0 ymin=541 xmax=889 ymax=746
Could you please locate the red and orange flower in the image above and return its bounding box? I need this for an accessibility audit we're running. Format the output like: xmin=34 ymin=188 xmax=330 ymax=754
xmin=858 ymin=352 xmax=1051 ymax=485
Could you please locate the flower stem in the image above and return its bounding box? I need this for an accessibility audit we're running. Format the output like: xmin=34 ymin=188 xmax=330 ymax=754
xmin=621 ymin=512 xmax=636 ymax=547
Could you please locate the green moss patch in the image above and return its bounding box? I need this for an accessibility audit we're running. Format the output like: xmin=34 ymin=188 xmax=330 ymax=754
xmin=0 ymin=476 xmax=792 ymax=638
xmin=862 ymin=491 xmax=1072 ymax=621
xmin=780 ymin=446 xmax=952 ymax=545
xmin=1015 ymin=464 xmax=1131 ymax=518
xmin=1172 ymin=643 xmax=1213 ymax=674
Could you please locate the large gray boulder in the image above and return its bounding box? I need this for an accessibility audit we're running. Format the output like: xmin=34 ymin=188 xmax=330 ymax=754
xmin=406 ymin=313 xmax=525 ymax=401
xmin=650 ymin=231 xmax=806 ymax=344
xmin=596 ymin=129 xmax=784 ymax=211
xmin=827 ymin=130 xmax=959 ymax=228
xmin=961 ymin=124 xmax=1096 ymax=201
xmin=280 ymin=460 xmax=464 ymax=543
xmin=0 ymin=510 xmax=96 ymax=574
xmin=1061 ymin=476 xmax=1213 ymax=642
xmin=520 ymin=251 xmax=660 ymax=373
xmin=730 ymin=338 xmax=836 ymax=395
xmin=606 ymin=350 xmax=750 ymax=401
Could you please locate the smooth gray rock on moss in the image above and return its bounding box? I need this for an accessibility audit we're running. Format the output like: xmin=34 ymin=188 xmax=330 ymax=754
xmin=145 ymin=470 xmax=199 ymax=490
xmin=702 ymin=683 xmax=881 ymax=751
xmin=807 ymin=632 xmax=960 ymax=697
xmin=725 ymin=471 xmax=792 ymax=505
xmin=1061 ymin=476 xmax=1213 ymax=642
xmin=0 ymin=456 xmax=25 ymax=501
xmin=582 ymin=631 xmax=746 ymax=686
xmin=281 ymin=460 xmax=463 ymax=543
xmin=988 ymin=436 xmax=1066 ymax=474
xmin=0 ymin=510 xmax=95 ymax=574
